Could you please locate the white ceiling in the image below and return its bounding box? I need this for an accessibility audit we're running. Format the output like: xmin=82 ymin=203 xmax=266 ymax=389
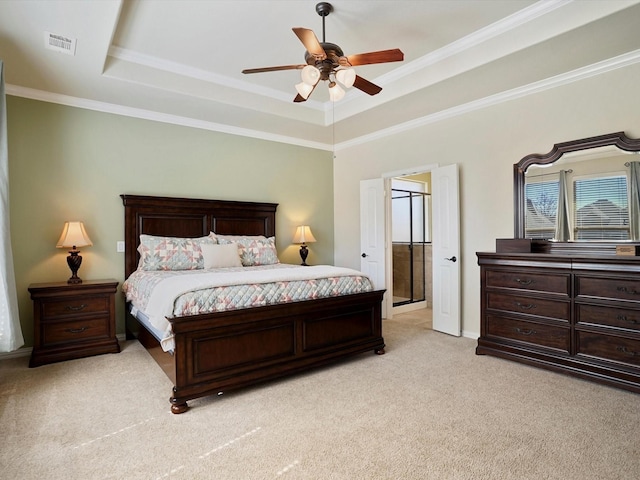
xmin=1 ymin=0 xmax=640 ymax=151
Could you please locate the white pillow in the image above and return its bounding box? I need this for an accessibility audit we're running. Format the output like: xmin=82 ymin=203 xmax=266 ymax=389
xmin=201 ymin=243 xmax=242 ymax=269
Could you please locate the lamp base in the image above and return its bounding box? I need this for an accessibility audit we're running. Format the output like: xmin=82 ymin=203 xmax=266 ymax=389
xmin=67 ymin=250 xmax=83 ymax=284
xmin=299 ymin=244 xmax=309 ymax=266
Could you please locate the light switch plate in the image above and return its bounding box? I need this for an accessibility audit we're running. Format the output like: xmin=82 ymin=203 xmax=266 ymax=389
xmin=116 ymin=241 xmax=125 ymax=253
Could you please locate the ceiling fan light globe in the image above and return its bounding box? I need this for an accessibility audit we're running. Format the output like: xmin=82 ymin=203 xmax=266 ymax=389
xmin=301 ymin=65 xmax=321 ymax=85
xmin=328 ymin=82 xmax=345 ymax=102
xmin=336 ymin=68 xmax=356 ymax=88
xmin=295 ymin=82 xmax=314 ymax=99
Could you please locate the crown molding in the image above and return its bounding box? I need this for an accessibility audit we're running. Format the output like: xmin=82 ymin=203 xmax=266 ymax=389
xmin=335 ymin=48 xmax=640 ymax=151
xmin=377 ymin=0 xmax=573 ymax=85
xmin=7 ymin=48 xmax=640 ymax=154
xmin=4 ymin=84 xmax=332 ymax=151
xmin=107 ymin=45 xmax=326 ymax=109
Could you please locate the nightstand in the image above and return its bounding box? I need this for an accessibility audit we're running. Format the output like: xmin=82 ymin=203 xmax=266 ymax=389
xmin=28 ymin=279 xmax=120 ymax=367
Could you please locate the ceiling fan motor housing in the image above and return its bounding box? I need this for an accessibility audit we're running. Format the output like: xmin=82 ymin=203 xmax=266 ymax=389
xmin=305 ymin=42 xmax=344 ymax=80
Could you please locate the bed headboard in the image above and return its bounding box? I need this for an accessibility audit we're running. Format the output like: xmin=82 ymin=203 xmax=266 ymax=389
xmin=121 ymin=194 xmax=278 ymax=278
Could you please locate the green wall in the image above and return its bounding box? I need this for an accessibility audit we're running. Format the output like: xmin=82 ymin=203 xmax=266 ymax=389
xmin=7 ymin=96 xmax=334 ymax=347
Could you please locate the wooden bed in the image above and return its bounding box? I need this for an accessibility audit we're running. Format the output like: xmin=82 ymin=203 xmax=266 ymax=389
xmin=121 ymin=194 xmax=386 ymax=413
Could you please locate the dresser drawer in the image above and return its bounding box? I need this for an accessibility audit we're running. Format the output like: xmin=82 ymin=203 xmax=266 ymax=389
xmin=576 ymin=304 xmax=640 ymax=332
xmin=486 ymin=270 xmax=569 ymax=294
xmin=577 ymin=332 xmax=640 ymax=367
xmin=42 ymin=317 xmax=110 ymax=345
xmin=576 ymin=276 xmax=640 ymax=303
xmin=486 ymin=314 xmax=570 ymax=352
xmin=42 ymin=296 xmax=110 ymax=319
xmin=487 ymin=292 xmax=570 ymax=321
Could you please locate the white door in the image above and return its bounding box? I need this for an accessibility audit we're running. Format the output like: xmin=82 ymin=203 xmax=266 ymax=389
xmin=431 ymin=164 xmax=461 ymax=336
xmin=360 ymin=179 xmax=387 ymax=311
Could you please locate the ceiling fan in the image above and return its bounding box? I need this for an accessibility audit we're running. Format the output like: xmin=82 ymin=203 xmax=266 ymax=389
xmin=241 ymin=2 xmax=404 ymax=102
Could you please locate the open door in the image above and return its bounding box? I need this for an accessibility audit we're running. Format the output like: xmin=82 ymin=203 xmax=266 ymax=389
xmin=431 ymin=164 xmax=461 ymax=336
xmin=360 ymin=178 xmax=387 ymax=316
xmin=360 ymin=165 xmax=460 ymax=332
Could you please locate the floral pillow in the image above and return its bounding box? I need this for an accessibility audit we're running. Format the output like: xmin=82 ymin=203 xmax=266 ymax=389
xmin=137 ymin=234 xmax=216 ymax=271
xmin=214 ymin=234 xmax=279 ymax=266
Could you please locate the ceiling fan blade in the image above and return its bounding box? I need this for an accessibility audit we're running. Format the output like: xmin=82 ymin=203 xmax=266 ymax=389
xmin=242 ymin=64 xmax=306 ymax=74
xmin=353 ymin=75 xmax=382 ymax=96
xmin=292 ymin=27 xmax=326 ymax=60
xmin=340 ymin=48 xmax=404 ymax=67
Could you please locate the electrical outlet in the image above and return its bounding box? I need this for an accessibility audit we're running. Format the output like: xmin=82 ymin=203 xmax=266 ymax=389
xmin=116 ymin=241 xmax=125 ymax=253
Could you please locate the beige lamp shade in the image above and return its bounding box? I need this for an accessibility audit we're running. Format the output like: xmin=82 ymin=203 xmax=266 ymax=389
xmin=292 ymin=225 xmax=316 ymax=244
xmin=293 ymin=225 xmax=316 ymax=266
xmin=56 ymin=221 xmax=93 ymax=249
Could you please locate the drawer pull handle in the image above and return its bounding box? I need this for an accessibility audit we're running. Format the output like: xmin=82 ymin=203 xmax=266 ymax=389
xmin=616 ymin=346 xmax=639 ymax=357
xmin=65 ymin=327 xmax=88 ymax=334
xmin=617 ymin=315 xmax=639 ymax=325
xmin=515 ymin=327 xmax=536 ymax=336
xmin=617 ymin=286 xmax=640 ymax=296
xmin=65 ymin=304 xmax=88 ymax=311
xmin=515 ymin=302 xmax=536 ymax=310
xmin=514 ymin=278 xmax=533 ymax=285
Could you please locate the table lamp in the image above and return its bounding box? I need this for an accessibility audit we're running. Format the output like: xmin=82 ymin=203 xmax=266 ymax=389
xmin=292 ymin=225 xmax=316 ymax=266
xmin=56 ymin=221 xmax=93 ymax=284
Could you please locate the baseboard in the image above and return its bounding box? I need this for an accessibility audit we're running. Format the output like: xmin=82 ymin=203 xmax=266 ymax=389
xmin=462 ymin=330 xmax=479 ymax=340
xmin=0 ymin=346 xmax=32 ymax=360
xmin=0 ymin=333 xmax=128 ymax=362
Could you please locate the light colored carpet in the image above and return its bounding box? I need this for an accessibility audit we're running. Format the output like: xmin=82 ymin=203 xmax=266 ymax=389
xmin=1 ymin=319 xmax=638 ymax=479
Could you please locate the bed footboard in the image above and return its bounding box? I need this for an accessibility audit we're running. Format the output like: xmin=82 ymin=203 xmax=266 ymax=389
xmin=168 ymin=290 xmax=385 ymax=413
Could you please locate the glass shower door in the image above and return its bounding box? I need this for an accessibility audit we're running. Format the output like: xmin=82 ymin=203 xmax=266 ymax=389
xmin=392 ymin=188 xmax=430 ymax=307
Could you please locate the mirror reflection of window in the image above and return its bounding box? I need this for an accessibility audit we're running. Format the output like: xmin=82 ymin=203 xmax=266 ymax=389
xmin=525 ymin=174 xmax=559 ymax=239
xmin=524 ymin=147 xmax=638 ymax=241
xmin=573 ymin=174 xmax=628 ymax=240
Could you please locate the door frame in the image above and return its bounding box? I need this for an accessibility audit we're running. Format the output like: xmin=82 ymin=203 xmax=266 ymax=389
xmin=382 ymin=164 xmax=440 ymax=319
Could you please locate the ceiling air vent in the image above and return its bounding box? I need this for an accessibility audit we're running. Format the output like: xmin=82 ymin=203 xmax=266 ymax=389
xmin=44 ymin=31 xmax=77 ymax=56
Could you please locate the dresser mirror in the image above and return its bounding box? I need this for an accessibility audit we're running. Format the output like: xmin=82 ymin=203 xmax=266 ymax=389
xmin=513 ymin=132 xmax=640 ymax=252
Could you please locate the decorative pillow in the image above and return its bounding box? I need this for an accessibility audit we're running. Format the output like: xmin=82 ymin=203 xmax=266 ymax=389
xmin=215 ymin=235 xmax=280 ymax=266
xmin=137 ymin=235 xmax=215 ymax=271
xmin=209 ymin=233 xmax=265 ymax=243
xmin=201 ymin=243 xmax=243 ymax=269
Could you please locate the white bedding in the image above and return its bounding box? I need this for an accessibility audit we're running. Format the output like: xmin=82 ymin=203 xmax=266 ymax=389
xmin=124 ymin=264 xmax=374 ymax=352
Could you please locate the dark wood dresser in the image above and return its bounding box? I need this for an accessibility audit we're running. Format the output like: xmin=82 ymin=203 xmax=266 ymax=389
xmin=29 ymin=280 xmax=120 ymax=367
xmin=476 ymin=252 xmax=640 ymax=393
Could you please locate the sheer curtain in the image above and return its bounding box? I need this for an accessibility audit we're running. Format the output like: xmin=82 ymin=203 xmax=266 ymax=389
xmin=629 ymin=161 xmax=640 ymax=241
xmin=0 ymin=60 xmax=24 ymax=352
xmin=554 ymin=169 xmax=572 ymax=242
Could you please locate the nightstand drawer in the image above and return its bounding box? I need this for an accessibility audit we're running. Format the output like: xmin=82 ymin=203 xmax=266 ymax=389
xmin=42 ymin=296 xmax=109 ymax=319
xmin=42 ymin=317 xmax=110 ymax=344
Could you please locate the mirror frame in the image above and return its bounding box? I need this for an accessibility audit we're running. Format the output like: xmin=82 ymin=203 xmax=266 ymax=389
xmin=514 ymin=132 xmax=640 ymax=248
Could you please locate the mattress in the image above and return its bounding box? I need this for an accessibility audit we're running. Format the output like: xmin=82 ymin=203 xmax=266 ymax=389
xmin=123 ymin=264 xmax=374 ymax=351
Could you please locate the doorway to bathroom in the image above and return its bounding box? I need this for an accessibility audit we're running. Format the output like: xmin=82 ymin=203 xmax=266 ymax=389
xmin=360 ymin=164 xmax=459 ymax=335
xmin=391 ymin=175 xmax=432 ymax=322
